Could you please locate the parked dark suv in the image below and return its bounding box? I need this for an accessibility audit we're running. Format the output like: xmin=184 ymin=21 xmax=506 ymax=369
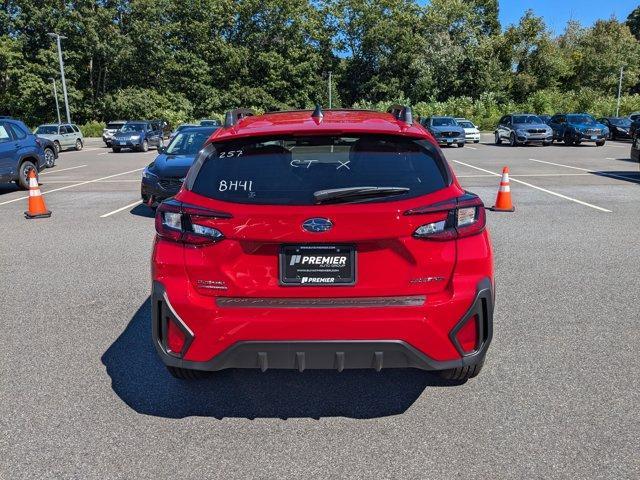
xmin=494 ymin=114 xmax=553 ymax=146
xmin=111 ymin=120 xmax=164 ymax=152
xmin=0 ymin=117 xmax=47 ymax=189
xmin=631 ymin=125 xmax=639 ymax=163
xmin=420 ymin=116 xmax=466 ymax=147
xmin=548 ymin=113 xmax=606 ymax=146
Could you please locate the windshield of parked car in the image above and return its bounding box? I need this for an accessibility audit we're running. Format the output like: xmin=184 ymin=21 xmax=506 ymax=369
xmin=458 ymin=121 xmax=474 ymax=129
xmin=609 ymin=118 xmax=631 ymax=127
xmin=512 ymin=115 xmax=542 ymax=124
xmin=35 ymin=126 xmax=59 ymax=134
xmin=567 ymin=115 xmax=596 ymax=124
xmin=189 ymin=135 xmax=448 ymax=205
xmin=166 ymin=129 xmax=215 ymax=155
xmin=120 ymin=123 xmax=146 ymax=132
xmin=431 ymin=118 xmax=457 ymax=127
xmin=106 ymin=122 xmax=125 ymax=130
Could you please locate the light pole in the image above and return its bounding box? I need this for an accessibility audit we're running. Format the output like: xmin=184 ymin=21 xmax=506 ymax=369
xmin=616 ymin=66 xmax=624 ymax=117
xmin=49 ymin=77 xmax=61 ymax=124
xmin=47 ymin=33 xmax=71 ymax=123
xmin=328 ymin=71 xmax=332 ymax=109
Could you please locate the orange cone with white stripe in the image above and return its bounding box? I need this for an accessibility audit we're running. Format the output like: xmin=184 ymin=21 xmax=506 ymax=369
xmin=491 ymin=166 xmax=515 ymax=212
xmin=24 ymin=170 xmax=51 ymax=219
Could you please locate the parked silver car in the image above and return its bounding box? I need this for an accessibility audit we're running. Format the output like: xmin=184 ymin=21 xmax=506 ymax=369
xmin=102 ymin=120 xmax=127 ymax=147
xmin=34 ymin=123 xmax=84 ymax=152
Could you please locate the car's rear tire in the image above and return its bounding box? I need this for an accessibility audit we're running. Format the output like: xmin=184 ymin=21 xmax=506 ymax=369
xmin=53 ymin=141 xmax=61 ymax=154
xmin=43 ymin=147 xmax=56 ymax=168
xmin=494 ymin=132 xmax=501 ymax=145
xmin=112 ymin=147 xmax=121 ymax=153
xmin=595 ymin=140 xmax=605 ymax=147
xmin=75 ymin=139 xmax=83 ymax=151
xmin=166 ymin=366 xmax=211 ymax=380
xmin=16 ymin=160 xmax=37 ymax=189
xmin=437 ymin=361 xmax=484 ymax=382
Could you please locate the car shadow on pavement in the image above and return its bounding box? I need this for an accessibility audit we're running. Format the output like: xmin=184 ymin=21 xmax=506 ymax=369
xmin=102 ymin=298 xmax=459 ymax=420
xmin=0 ymin=184 xmax=20 ymax=196
xmin=591 ymin=171 xmax=640 ymax=184
xmin=129 ymin=204 xmax=155 ymax=218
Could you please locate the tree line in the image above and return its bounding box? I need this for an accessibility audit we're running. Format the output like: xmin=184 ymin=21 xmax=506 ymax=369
xmin=1 ymin=1 xmax=640 ymax=129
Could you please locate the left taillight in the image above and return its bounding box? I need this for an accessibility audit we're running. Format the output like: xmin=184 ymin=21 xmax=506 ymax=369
xmin=406 ymin=192 xmax=486 ymax=241
xmin=155 ymin=199 xmax=231 ymax=246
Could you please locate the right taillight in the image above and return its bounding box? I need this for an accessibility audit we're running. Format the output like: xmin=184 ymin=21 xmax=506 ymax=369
xmin=155 ymin=199 xmax=231 ymax=246
xmin=406 ymin=192 xmax=486 ymax=241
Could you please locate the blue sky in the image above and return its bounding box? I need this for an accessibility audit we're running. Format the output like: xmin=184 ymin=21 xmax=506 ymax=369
xmin=498 ymin=1 xmax=638 ymax=33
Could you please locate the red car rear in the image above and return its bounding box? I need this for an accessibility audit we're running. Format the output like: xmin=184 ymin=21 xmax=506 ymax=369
xmin=151 ymin=106 xmax=494 ymax=381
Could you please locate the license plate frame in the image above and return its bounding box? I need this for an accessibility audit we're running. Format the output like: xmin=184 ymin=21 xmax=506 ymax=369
xmin=279 ymin=244 xmax=356 ymax=286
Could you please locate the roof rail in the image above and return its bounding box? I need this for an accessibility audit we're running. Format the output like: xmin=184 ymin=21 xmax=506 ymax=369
xmin=387 ymin=104 xmax=413 ymax=126
xmin=223 ymin=108 xmax=255 ymax=128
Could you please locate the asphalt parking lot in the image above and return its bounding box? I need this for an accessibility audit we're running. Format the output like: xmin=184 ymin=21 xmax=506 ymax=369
xmin=2 ymin=136 xmax=639 ymax=479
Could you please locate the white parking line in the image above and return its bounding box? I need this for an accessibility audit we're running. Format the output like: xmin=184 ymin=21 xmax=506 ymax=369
xmin=100 ymin=200 xmax=143 ymax=218
xmin=40 ymin=165 xmax=87 ymax=175
xmin=457 ymin=173 xmax=591 ymax=178
xmin=41 ymin=179 xmax=141 ymax=184
xmin=527 ymin=158 xmax=639 ymax=184
xmin=64 ymin=147 xmax=101 ymax=153
xmin=98 ymin=152 xmax=110 ymax=156
xmin=466 ymin=146 xmax=477 ymax=150
xmin=0 ymin=168 xmax=144 ymax=206
xmin=452 ymin=160 xmax=612 ymax=213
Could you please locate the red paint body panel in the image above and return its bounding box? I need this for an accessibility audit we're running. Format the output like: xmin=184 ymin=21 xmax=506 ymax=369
xmin=152 ymin=109 xmax=494 ymax=368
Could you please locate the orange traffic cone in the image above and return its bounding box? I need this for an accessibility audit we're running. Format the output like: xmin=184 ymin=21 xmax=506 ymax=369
xmin=24 ymin=170 xmax=51 ymax=219
xmin=491 ymin=166 xmax=515 ymax=212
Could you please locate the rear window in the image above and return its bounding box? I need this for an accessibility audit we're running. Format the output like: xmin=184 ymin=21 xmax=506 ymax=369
xmin=189 ymin=135 xmax=448 ymax=205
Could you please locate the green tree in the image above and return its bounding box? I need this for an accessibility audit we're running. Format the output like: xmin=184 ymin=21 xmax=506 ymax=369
xmin=627 ymin=6 xmax=640 ymax=41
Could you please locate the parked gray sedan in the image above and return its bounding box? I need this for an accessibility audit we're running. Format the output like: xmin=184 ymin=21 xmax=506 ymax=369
xmin=34 ymin=123 xmax=84 ymax=153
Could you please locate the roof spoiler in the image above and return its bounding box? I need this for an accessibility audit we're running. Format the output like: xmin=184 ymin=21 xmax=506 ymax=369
xmin=387 ymin=104 xmax=413 ymax=126
xmin=224 ymin=108 xmax=255 ymax=128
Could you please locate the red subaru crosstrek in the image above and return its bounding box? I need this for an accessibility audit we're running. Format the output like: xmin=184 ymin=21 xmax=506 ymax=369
xmin=152 ymin=106 xmax=494 ymax=381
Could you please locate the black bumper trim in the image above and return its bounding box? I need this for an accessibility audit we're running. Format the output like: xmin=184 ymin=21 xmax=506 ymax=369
xmin=151 ymin=279 xmax=493 ymax=372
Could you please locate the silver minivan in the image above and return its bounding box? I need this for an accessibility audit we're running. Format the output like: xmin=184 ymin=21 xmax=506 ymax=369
xmin=34 ymin=124 xmax=84 ymax=153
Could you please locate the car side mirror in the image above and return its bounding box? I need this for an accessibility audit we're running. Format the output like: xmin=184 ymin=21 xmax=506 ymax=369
xmin=157 ymin=146 xmax=166 ymax=154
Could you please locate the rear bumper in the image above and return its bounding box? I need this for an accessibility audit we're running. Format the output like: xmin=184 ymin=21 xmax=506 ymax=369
xmin=151 ymin=278 xmax=493 ymax=372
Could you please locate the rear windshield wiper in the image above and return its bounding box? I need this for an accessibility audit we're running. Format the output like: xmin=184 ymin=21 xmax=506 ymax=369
xmin=313 ymin=186 xmax=410 ymax=204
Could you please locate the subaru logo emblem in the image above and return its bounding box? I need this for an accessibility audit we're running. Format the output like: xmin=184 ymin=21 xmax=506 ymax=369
xmin=302 ymin=218 xmax=333 ymax=233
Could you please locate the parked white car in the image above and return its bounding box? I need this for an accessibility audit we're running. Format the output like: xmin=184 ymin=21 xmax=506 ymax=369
xmin=455 ymin=118 xmax=481 ymax=143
